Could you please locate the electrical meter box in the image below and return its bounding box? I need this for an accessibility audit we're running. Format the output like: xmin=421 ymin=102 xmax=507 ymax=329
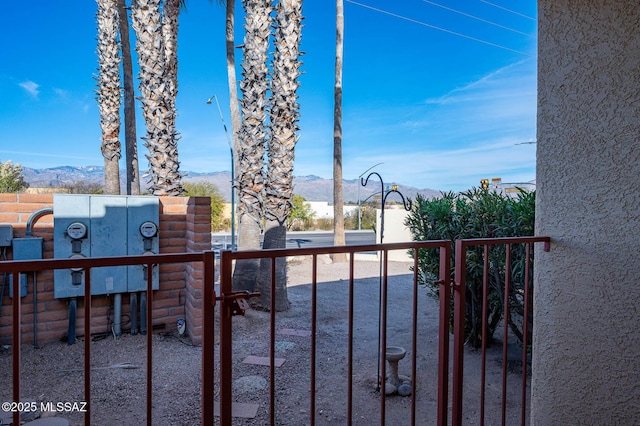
xmin=9 ymin=237 xmax=43 ymax=298
xmin=0 ymin=225 xmax=12 ymax=247
xmin=53 ymin=195 xmax=159 ymax=298
xmin=90 ymin=195 xmax=128 ymax=295
xmin=126 ymin=196 xmax=160 ymax=292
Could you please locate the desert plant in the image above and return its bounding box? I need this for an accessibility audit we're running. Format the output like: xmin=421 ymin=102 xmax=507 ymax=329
xmin=287 ymin=194 xmax=315 ymax=231
xmin=63 ymin=181 xmax=104 ymax=194
xmin=0 ymin=160 xmax=29 ymax=193
xmin=405 ymin=188 xmax=535 ymax=347
xmin=315 ymin=217 xmax=334 ymax=231
xmin=183 ymin=181 xmax=226 ymax=231
xmin=344 ymin=201 xmax=377 ymax=231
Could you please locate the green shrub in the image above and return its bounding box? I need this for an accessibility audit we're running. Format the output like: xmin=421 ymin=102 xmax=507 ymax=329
xmin=344 ymin=201 xmax=377 ymax=231
xmin=63 ymin=181 xmax=104 ymax=194
xmin=405 ymin=188 xmax=536 ymax=347
xmin=183 ymin=181 xmax=227 ymax=231
xmin=287 ymin=194 xmax=315 ymax=231
xmin=0 ymin=160 xmax=29 ymax=193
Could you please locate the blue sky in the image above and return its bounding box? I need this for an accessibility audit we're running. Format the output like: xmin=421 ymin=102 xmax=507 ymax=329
xmin=0 ymin=0 xmax=537 ymax=192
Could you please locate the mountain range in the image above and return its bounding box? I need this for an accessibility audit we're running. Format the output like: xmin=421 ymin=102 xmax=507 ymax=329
xmin=22 ymin=166 xmax=441 ymax=203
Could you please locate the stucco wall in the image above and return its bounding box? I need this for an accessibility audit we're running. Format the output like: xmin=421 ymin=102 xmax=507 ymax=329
xmin=375 ymin=208 xmax=412 ymax=262
xmin=534 ymin=1 xmax=640 ymax=423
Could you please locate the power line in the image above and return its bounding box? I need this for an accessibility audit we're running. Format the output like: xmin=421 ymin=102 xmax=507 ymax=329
xmin=421 ymin=0 xmax=535 ymax=38
xmin=345 ymin=0 xmax=533 ymax=57
xmin=478 ymin=0 xmax=537 ymax=22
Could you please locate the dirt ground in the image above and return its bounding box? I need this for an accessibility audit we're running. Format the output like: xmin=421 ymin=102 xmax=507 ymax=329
xmin=0 ymin=256 xmax=529 ymax=425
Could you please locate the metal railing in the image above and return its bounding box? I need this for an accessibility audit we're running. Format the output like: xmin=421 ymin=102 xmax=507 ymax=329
xmin=206 ymin=240 xmax=451 ymax=426
xmin=1 ymin=236 xmax=551 ymax=426
xmin=452 ymin=236 xmax=551 ymax=426
xmin=0 ymin=252 xmax=207 ymax=426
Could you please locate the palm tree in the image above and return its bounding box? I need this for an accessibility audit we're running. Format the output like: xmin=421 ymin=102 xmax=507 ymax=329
xmin=162 ymin=0 xmax=182 ymax=135
xmin=214 ymin=0 xmax=242 ymax=248
xmin=224 ymin=0 xmax=242 ymax=235
xmin=332 ymin=0 xmax=346 ymax=262
xmin=96 ymin=0 xmax=122 ymax=195
xmin=116 ymin=0 xmax=141 ymax=195
xmin=232 ymin=0 xmax=272 ymax=292
xmin=252 ymin=0 xmax=303 ymax=311
xmin=131 ymin=0 xmax=183 ymax=196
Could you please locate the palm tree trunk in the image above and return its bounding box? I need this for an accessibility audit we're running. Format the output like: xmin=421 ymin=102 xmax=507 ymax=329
xmin=253 ymin=0 xmax=303 ymax=311
xmin=116 ymin=0 xmax=140 ymax=195
xmin=162 ymin=0 xmax=180 ymax=131
xmin=132 ymin=0 xmax=183 ymax=196
xmin=233 ymin=215 xmax=262 ymax=292
xmin=332 ymin=0 xmax=346 ymax=262
xmin=225 ymin=0 xmax=241 ymax=234
xmin=253 ymin=220 xmax=290 ymax=311
xmin=97 ymin=0 xmax=122 ymax=195
xmin=232 ymin=0 xmax=272 ymax=292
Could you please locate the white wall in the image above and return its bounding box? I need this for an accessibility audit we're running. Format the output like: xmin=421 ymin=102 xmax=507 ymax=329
xmin=375 ymin=208 xmax=412 ymax=262
xmin=306 ymin=201 xmax=358 ymax=219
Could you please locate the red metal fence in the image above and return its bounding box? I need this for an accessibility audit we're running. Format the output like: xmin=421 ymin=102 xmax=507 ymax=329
xmin=0 ymin=252 xmax=205 ymax=426
xmin=205 ymin=240 xmax=452 ymax=426
xmin=452 ymin=236 xmax=550 ymax=426
xmin=1 ymin=236 xmax=550 ymax=425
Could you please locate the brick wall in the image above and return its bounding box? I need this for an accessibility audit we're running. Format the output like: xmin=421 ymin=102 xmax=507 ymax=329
xmin=0 ymin=194 xmax=211 ymax=346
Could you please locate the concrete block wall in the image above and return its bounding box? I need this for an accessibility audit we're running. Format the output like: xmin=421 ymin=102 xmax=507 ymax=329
xmin=0 ymin=194 xmax=211 ymax=346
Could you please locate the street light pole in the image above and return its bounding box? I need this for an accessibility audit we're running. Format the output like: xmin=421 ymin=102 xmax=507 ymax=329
xmin=206 ymin=94 xmax=235 ymax=250
xmin=357 ymin=162 xmax=383 ymax=230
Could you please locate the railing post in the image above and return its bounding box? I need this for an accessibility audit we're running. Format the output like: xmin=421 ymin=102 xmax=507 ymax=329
xmin=219 ymin=250 xmax=234 ymax=426
xmin=437 ymin=243 xmax=451 ymax=425
xmin=452 ymin=240 xmax=467 ymax=426
xmin=146 ymin=260 xmax=154 ymax=426
xmin=84 ymin=268 xmax=92 ymax=425
xmin=202 ymin=250 xmax=216 ymax=425
xmin=12 ymin=271 xmax=21 ymax=426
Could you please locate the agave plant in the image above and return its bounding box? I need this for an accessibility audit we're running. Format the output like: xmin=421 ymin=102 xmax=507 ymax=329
xmin=131 ymin=0 xmax=183 ymax=196
xmin=96 ymin=0 xmax=122 ymax=195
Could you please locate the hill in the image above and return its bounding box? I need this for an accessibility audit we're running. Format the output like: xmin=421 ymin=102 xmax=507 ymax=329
xmin=22 ymin=166 xmax=441 ymax=203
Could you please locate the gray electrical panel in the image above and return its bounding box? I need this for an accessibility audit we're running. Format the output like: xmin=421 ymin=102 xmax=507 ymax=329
xmin=53 ymin=195 xmax=159 ymax=299
xmin=0 ymin=225 xmax=12 ymax=247
xmin=54 ymin=195 xmax=91 ymax=298
xmin=10 ymin=237 xmax=44 ymax=298
xmin=90 ymin=195 xmax=128 ymax=295
xmin=126 ymin=197 xmax=160 ymax=292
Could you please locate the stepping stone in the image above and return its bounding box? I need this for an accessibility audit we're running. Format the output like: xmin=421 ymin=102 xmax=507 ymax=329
xmin=213 ymin=402 xmax=259 ymax=419
xmin=242 ymin=355 xmax=285 ymax=367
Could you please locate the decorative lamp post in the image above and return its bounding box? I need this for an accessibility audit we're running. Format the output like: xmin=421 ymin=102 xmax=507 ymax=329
xmin=206 ymin=94 xmax=235 ymax=249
